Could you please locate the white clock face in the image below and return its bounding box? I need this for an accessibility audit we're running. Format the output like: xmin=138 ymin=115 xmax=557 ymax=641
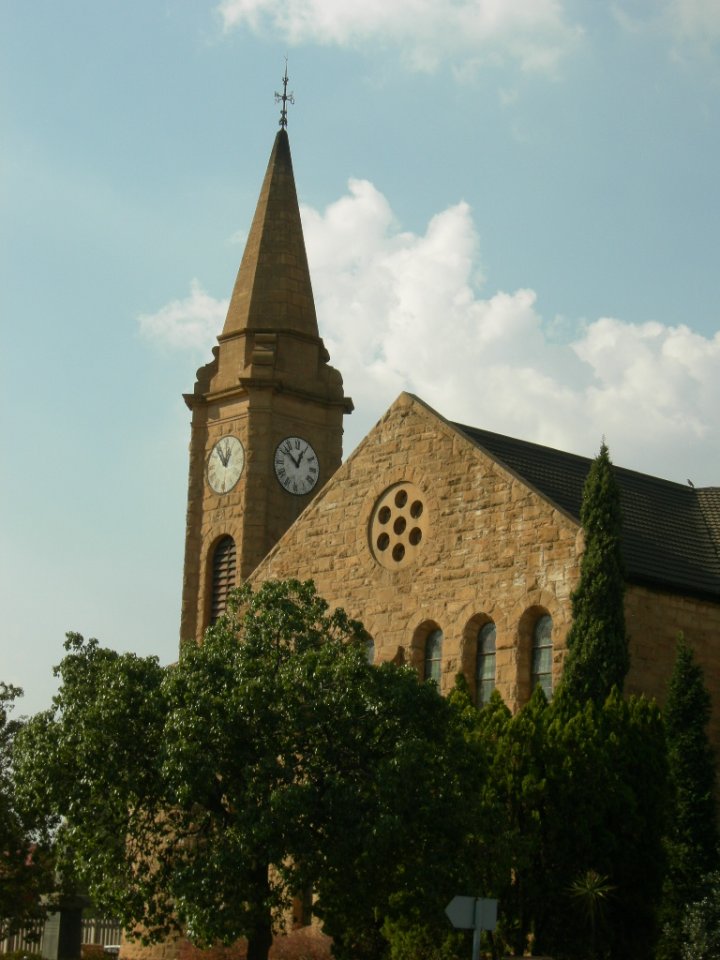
xmin=274 ymin=437 xmax=319 ymax=496
xmin=207 ymin=436 xmax=245 ymax=494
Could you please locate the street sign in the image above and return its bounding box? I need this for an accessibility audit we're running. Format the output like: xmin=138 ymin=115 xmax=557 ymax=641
xmin=445 ymin=895 xmax=476 ymax=929
xmin=445 ymin=896 xmax=497 ymax=932
xmin=445 ymin=896 xmax=499 ymax=960
xmin=475 ymin=898 xmax=497 ymax=932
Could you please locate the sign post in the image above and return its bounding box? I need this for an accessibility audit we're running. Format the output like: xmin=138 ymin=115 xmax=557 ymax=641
xmin=445 ymin=896 xmax=498 ymax=960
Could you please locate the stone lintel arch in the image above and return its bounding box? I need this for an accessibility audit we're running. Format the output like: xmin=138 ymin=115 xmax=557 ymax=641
xmin=507 ymin=588 xmax=568 ymax=711
xmin=410 ymin=618 xmax=450 ymax=693
xmin=410 ymin=618 xmax=441 ymax=667
xmin=458 ymin=605 xmax=499 ymax=705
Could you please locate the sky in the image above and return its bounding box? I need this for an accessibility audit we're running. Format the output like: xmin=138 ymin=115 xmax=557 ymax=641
xmin=2 ymin=0 xmax=719 ymax=716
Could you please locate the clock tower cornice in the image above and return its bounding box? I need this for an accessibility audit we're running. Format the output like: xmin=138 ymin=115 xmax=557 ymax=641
xmin=184 ymin=380 xmax=354 ymax=412
xmin=216 ymin=327 xmax=326 ymax=348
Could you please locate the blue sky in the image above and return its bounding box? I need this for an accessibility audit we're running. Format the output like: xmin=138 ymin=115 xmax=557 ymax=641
xmin=2 ymin=1 xmax=719 ymax=715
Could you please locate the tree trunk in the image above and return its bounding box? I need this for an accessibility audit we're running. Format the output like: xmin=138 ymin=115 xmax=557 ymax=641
xmin=246 ymin=918 xmax=272 ymax=960
xmin=246 ymin=864 xmax=273 ymax=960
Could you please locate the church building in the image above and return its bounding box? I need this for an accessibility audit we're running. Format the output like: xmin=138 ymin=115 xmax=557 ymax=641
xmin=180 ymin=121 xmax=720 ymax=755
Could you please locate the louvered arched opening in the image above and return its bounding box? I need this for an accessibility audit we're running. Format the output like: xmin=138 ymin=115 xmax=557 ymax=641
xmin=210 ymin=536 xmax=236 ymax=625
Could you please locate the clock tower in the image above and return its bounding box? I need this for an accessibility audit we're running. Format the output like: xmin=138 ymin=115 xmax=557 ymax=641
xmin=180 ymin=125 xmax=353 ymax=644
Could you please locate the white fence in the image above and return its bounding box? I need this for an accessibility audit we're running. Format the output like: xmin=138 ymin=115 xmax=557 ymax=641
xmin=0 ymin=918 xmax=122 ymax=956
xmin=80 ymin=920 xmax=121 ymax=947
xmin=0 ymin=921 xmax=44 ymax=955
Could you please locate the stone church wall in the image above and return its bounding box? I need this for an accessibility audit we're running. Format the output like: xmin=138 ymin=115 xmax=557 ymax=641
xmin=253 ymin=394 xmax=583 ymax=712
xmin=626 ymin=583 xmax=720 ymax=752
xmin=254 ymin=394 xmax=720 ymax=753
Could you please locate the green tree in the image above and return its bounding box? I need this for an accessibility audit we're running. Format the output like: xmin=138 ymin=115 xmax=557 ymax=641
xmin=486 ymin=688 xmax=666 ymax=960
xmin=681 ymin=872 xmax=720 ymax=960
xmin=363 ymin=676 xmax=506 ymax=960
xmin=15 ymin=580 xmax=478 ymax=960
xmin=562 ymin=442 xmax=629 ymax=704
xmin=13 ymin=638 xmax=169 ymax=933
xmin=0 ymin=683 xmax=54 ymax=941
xmin=484 ymin=687 xmax=549 ymax=957
xmin=659 ymin=637 xmax=719 ymax=960
xmin=590 ymin=691 xmax=667 ymax=960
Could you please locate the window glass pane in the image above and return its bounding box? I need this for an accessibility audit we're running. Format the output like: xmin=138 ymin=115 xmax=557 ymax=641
xmin=365 ymin=637 xmax=375 ymax=664
xmin=531 ymin=614 xmax=553 ymax=698
xmin=535 ymin=614 xmax=552 ymax=645
xmin=532 ymin=645 xmax=552 ymax=674
xmin=424 ymin=628 xmax=443 ymax=684
xmin=476 ymin=622 xmax=496 ymax=707
xmin=479 ymin=622 xmax=496 ymax=655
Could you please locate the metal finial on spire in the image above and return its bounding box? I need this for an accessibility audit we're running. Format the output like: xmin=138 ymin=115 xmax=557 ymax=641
xmin=274 ymin=59 xmax=294 ymax=128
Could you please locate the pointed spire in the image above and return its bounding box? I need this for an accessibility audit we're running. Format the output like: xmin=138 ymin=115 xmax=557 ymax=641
xmin=221 ymin=128 xmax=319 ymax=340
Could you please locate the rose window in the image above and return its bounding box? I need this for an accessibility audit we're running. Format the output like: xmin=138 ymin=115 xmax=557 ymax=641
xmin=369 ymin=482 xmax=427 ymax=569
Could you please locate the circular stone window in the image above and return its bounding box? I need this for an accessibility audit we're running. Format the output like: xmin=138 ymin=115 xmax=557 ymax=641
xmin=369 ymin=482 xmax=428 ymax=569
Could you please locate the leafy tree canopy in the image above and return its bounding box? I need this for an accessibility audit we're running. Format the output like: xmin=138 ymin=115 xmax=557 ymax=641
xmin=0 ymin=682 xmax=54 ymax=941
xmin=659 ymin=637 xmax=719 ymax=960
xmin=664 ymin=636 xmax=719 ymax=876
xmin=14 ymin=580 xmax=479 ymax=960
xmin=481 ymin=686 xmax=666 ymax=960
xmin=681 ymin=872 xmax=720 ymax=960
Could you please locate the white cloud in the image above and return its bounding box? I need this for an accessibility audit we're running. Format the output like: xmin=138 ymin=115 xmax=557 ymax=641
xmin=216 ymin=0 xmax=582 ymax=75
xmin=665 ymin=0 xmax=720 ymax=41
xmin=303 ymin=181 xmax=720 ymax=484
xmin=572 ymin=318 xmax=720 ymax=467
xmin=139 ymin=181 xmax=720 ymax=487
xmin=138 ymin=279 xmax=228 ymax=351
xmin=612 ymin=0 xmax=720 ymax=51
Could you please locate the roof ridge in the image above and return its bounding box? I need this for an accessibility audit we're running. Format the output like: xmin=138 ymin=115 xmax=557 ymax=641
xmin=453 ymin=421 xmax=707 ymax=491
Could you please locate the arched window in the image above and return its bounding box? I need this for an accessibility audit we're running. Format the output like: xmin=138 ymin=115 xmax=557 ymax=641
xmin=210 ymin=536 xmax=236 ymax=624
xmin=476 ymin=622 xmax=496 ymax=706
xmin=531 ymin=614 xmax=553 ymax=698
xmin=365 ymin=637 xmax=375 ymax=664
xmin=424 ymin=628 xmax=443 ymax=684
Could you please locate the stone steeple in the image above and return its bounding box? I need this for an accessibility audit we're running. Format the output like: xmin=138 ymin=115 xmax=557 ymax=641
xmin=180 ymin=126 xmax=352 ymax=645
xmin=186 ymin=127 xmax=348 ymax=408
xmin=222 ymin=128 xmax=319 ymax=339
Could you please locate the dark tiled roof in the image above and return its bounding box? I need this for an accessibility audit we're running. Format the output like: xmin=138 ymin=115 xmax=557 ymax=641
xmin=453 ymin=423 xmax=720 ymax=602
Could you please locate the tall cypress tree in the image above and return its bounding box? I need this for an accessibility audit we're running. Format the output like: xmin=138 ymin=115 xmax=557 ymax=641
xmin=562 ymin=442 xmax=629 ymax=704
xmin=659 ymin=637 xmax=719 ymax=959
xmin=665 ymin=637 xmax=718 ymax=872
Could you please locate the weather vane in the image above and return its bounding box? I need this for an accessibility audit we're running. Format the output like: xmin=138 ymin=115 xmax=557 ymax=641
xmin=274 ymin=59 xmax=294 ymax=128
